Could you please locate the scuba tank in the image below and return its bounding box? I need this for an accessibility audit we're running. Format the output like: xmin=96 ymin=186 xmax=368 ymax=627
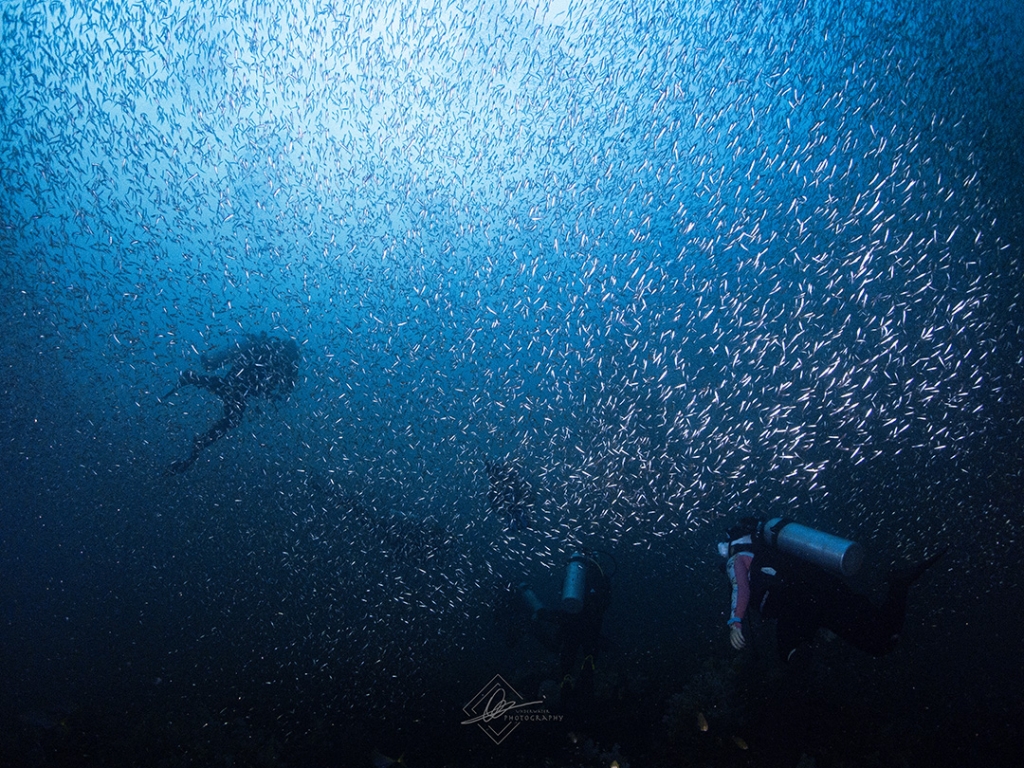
xmin=760 ymin=517 xmax=864 ymax=578
xmin=518 ymin=583 xmax=544 ymax=618
xmin=561 ymin=553 xmax=588 ymax=614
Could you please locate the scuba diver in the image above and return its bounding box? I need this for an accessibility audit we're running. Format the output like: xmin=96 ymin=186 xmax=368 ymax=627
xmin=162 ymin=332 xmax=300 ymax=474
xmin=485 ymin=459 xmax=533 ymax=532
xmin=720 ymin=516 xmax=947 ymax=663
xmin=517 ymin=549 xmax=615 ymax=713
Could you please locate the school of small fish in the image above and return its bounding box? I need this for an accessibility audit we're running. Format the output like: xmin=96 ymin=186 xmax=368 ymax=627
xmin=1 ymin=0 xmax=1020 ymax=713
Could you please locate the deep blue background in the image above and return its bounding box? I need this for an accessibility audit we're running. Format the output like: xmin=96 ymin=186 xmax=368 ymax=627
xmin=2 ymin=1 xmax=1022 ymax=765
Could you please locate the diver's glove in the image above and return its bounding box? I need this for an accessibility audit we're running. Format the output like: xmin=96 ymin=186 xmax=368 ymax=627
xmin=729 ymin=623 xmax=746 ymax=650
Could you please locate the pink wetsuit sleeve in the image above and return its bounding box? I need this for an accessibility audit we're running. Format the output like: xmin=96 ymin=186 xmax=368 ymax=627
xmin=727 ymin=553 xmax=753 ymax=625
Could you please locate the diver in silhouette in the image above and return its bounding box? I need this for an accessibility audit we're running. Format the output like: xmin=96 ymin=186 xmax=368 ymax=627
xmin=721 ymin=516 xmax=946 ymax=663
xmin=517 ymin=550 xmax=614 ymax=713
xmin=163 ymin=333 xmax=300 ymax=473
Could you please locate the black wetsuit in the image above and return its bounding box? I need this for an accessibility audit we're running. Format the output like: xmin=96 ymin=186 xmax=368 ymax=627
xmin=738 ymin=545 xmax=912 ymax=660
xmin=168 ymin=334 xmax=299 ymax=473
xmin=536 ymin=565 xmax=611 ymax=699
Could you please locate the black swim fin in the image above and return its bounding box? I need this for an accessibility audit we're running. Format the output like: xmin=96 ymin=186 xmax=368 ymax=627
xmin=889 ymin=545 xmax=949 ymax=591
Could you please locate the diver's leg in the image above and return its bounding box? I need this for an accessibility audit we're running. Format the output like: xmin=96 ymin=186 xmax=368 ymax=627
xmin=887 ymin=546 xmax=948 ymax=606
xmin=874 ymin=547 xmax=949 ymax=652
xmin=774 ymin=611 xmax=819 ymax=663
xmin=821 ymin=589 xmax=896 ymax=656
xmin=769 ymin=582 xmax=822 ymax=663
xmin=529 ymin=608 xmax=562 ymax=653
xmin=574 ymin=622 xmax=601 ymax=699
xmin=558 ymin=622 xmax=583 ymax=684
xmin=820 ymin=571 xmax=914 ymax=656
xmin=196 ymin=397 xmax=247 ymax=451
xmin=557 ymin=639 xmax=580 ymax=712
xmin=824 ymin=548 xmax=948 ymax=656
xmin=168 ymin=421 xmax=226 ymax=474
xmin=168 ymin=398 xmax=246 ymax=473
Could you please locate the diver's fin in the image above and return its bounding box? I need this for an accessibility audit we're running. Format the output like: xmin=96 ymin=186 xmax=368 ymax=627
xmin=889 ymin=545 xmax=949 ymax=590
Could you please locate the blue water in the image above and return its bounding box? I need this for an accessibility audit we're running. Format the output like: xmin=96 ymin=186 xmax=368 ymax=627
xmin=2 ymin=1 xmax=1022 ymax=765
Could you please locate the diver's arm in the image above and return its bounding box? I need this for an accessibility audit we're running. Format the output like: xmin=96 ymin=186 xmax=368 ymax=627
xmin=726 ymin=553 xmax=752 ymax=649
xmin=726 ymin=553 xmax=753 ymax=649
xmin=727 ymin=553 xmax=752 ymax=624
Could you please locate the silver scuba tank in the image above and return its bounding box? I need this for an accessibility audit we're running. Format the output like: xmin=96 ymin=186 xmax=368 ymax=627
xmin=761 ymin=518 xmax=864 ymax=577
xmin=561 ymin=553 xmax=587 ymax=614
